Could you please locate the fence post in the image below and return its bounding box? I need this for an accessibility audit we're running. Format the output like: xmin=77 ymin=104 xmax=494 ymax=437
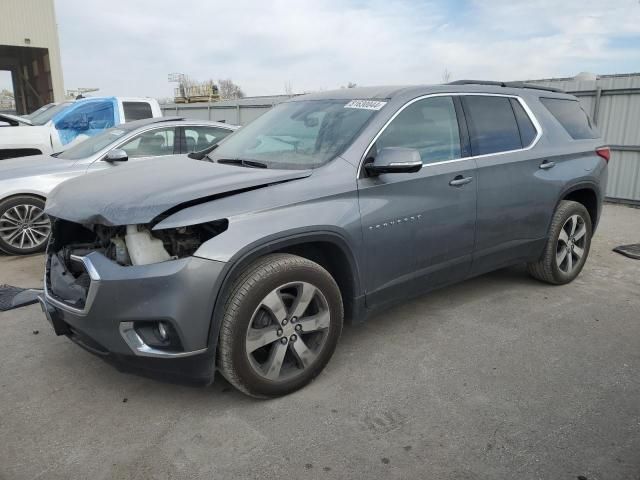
xmin=593 ymin=86 xmax=602 ymax=126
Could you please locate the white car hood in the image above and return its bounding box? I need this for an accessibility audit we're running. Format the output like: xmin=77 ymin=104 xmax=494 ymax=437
xmin=0 ymin=124 xmax=51 ymax=148
xmin=0 ymin=154 xmax=81 ymax=180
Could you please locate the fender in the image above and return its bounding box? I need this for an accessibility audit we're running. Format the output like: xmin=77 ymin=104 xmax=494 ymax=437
xmin=548 ymin=180 xmax=602 ymax=235
xmin=202 ymin=229 xmax=364 ymax=356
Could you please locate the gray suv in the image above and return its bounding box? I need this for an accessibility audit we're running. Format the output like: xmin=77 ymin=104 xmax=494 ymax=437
xmin=40 ymin=81 xmax=609 ymax=397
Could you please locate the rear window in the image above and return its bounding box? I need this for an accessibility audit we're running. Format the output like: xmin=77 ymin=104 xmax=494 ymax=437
xmin=123 ymin=102 xmax=153 ymax=121
xmin=462 ymin=96 xmax=522 ymax=156
xmin=540 ymin=97 xmax=598 ymax=140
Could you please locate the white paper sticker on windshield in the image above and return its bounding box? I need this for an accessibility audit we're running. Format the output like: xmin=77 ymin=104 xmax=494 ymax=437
xmin=344 ymin=100 xmax=387 ymax=110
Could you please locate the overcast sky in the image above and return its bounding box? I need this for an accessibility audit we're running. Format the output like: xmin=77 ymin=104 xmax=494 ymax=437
xmin=4 ymin=0 xmax=640 ymax=98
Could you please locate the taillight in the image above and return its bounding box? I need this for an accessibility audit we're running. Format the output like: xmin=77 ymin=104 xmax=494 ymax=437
xmin=596 ymin=147 xmax=610 ymax=163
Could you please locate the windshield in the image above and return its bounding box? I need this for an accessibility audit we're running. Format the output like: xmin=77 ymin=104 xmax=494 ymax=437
xmin=57 ymin=127 xmax=128 ymax=160
xmin=24 ymin=103 xmax=56 ymax=121
xmin=209 ymin=100 xmax=379 ymax=169
xmin=30 ymin=102 xmax=73 ymax=125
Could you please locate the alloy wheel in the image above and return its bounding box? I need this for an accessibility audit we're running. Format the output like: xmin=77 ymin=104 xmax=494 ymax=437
xmin=0 ymin=204 xmax=51 ymax=251
xmin=245 ymin=281 xmax=331 ymax=382
xmin=556 ymin=214 xmax=587 ymax=274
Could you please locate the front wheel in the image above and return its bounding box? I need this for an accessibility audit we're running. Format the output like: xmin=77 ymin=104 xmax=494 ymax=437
xmin=527 ymin=200 xmax=592 ymax=285
xmin=0 ymin=195 xmax=51 ymax=255
xmin=217 ymin=254 xmax=343 ymax=398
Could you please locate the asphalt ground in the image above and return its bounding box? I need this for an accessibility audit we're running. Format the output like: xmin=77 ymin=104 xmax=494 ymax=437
xmin=1 ymin=203 xmax=638 ymax=479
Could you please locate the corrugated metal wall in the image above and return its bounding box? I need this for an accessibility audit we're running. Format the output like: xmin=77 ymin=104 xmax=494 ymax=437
xmin=164 ymin=76 xmax=640 ymax=203
xmin=532 ymin=74 xmax=640 ymax=203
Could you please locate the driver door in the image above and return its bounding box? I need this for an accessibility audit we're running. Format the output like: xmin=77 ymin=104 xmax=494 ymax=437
xmin=357 ymin=96 xmax=477 ymax=308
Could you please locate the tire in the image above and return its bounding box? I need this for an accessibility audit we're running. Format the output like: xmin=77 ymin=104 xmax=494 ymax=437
xmin=527 ymin=200 xmax=592 ymax=285
xmin=0 ymin=195 xmax=51 ymax=255
xmin=217 ymin=253 xmax=343 ymax=398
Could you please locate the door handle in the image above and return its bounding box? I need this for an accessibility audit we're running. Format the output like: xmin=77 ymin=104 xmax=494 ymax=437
xmin=449 ymin=175 xmax=473 ymax=187
xmin=539 ymin=160 xmax=556 ymax=170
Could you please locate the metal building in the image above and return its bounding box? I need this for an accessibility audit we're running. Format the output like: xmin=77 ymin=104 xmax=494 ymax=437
xmin=163 ymin=74 xmax=640 ymax=204
xmin=0 ymin=0 xmax=65 ymax=114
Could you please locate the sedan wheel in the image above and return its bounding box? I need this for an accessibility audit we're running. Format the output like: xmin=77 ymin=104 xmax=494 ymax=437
xmin=0 ymin=196 xmax=51 ymax=255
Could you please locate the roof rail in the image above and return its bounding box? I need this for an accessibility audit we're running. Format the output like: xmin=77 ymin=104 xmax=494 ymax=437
xmin=448 ymin=80 xmax=564 ymax=93
xmin=151 ymin=116 xmax=186 ymax=123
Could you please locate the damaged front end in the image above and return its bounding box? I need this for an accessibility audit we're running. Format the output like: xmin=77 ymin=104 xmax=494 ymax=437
xmin=45 ymin=217 xmax=228 ymax=310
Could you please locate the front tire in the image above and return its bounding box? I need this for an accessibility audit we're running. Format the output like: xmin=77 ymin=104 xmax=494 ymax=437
xmin=527 ymin=200 xmax=592 ymax=285
xmin=0 ymin=195 xmax=51 ymax=255
xmin=217 ymin=254 xmax=343 ymax=398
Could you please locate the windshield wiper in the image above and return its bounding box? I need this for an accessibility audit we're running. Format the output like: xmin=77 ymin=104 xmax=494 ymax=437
xmin=217 ymin=158 xmax=268 ymax=169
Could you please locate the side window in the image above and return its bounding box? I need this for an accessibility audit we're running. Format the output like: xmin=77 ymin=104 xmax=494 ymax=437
xmin=183 ymin=126 xmax=232 ymax=153
xmin=123 ymin=102 xmax=153 ymax=121
xmin=510 ymin=98 xmax=538 ymax=147
xmin=462 ymin=96 xmax=522 ymax=156
xmin=119 ymin=127 xmax=176 ymax=158
xmin=539 ymin=97 xmax=598 ymax=140
xmin=376 ymin=96 xmax=461 ymax=164
xmin=54 ymin=100 xmax=115 ymax=145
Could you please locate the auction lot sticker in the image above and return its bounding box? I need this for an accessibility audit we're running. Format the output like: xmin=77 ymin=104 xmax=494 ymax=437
xmin=344 ymin=100 xmax=387 ymax=110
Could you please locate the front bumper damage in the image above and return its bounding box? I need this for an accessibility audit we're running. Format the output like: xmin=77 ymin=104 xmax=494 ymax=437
xmin=41 ymin=249 xmax=226 ymax=385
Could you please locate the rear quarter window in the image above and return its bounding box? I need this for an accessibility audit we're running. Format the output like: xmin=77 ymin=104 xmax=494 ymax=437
xmin=540 ymin=97 xmax=598 ymax=140
xmin=123 ymin=102 xmax=153 ymax=121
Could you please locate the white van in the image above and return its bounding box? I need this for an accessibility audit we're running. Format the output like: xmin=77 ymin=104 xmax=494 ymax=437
xmin=0 ymin=97 xmax=162 ymax=160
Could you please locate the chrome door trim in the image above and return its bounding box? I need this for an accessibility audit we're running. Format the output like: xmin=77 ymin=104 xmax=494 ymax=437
xmin=356 ymin=92 xmax=544 ymax=178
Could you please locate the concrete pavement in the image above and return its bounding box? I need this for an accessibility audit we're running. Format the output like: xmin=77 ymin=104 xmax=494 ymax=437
xmin=0 ymin=203 xmax=638 ymax=479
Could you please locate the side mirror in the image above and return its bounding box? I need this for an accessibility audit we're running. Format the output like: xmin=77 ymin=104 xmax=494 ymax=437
xmin=364 ymin=147 xmax=422 ymax=175
xmin=103 ymin=149 xmax=128 ymax=162
xmin=188 ymin=143 xmax=219 ymax=160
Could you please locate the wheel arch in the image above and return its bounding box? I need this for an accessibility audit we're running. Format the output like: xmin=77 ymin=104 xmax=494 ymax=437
xmin=555 ymin=182 xmax=602 ymax=230
xmin=0 ymin=192 xmax=48 ymax=205
xmin=206 ymin=231 xmax=364 ymax=354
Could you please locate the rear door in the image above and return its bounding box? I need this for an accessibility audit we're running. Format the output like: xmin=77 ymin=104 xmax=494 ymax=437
xmin=358 ymin=95 xmax=477 ymax=307
xmin=461 ymin=94 xmax=549 ymax=275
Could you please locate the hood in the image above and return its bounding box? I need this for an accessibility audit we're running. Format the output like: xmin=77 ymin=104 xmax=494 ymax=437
xmin=0 ymin=113 xmax=32 ymax=126
xmin=45 ymin=155 xmax=312 ymax=226
xmin=0 ymin=154 xmax=78 ymax=181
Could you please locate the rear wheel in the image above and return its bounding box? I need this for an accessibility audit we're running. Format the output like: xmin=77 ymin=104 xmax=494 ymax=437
xmin=0 ymin=195 xmax=51 ymax=255
xmin=527 ymin=200 xmax=592 ymax=285
xmin=218 ymin=254 xmax=343 ymax=398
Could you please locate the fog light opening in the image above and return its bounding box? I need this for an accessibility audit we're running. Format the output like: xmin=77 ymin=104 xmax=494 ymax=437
xmin=132 ymin=320 xmax=183 ymax=351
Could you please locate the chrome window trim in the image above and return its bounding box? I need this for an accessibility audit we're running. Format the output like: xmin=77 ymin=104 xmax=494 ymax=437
xmin=86 ymin=122 xmax=236 ymax=164
xmin=357 ymin=92 xmax=543 ymax=177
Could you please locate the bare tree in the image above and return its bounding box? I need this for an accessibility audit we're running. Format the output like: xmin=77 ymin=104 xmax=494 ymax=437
xmin=218 ymin=79 xmax=245 ymax=100
xmin=284 ymin=81 xmax=294 ymax=95
xmin=441 ymin=68 xmax=452 ymax=83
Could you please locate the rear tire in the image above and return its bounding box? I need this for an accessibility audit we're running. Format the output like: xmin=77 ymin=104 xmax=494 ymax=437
xmin=0 ymin=195 xmax=51 ymax=255
xmin=217 ymin=254 xmax=343 ymax=398
xmin=527 ymin=200 xmax=592 ymax=285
